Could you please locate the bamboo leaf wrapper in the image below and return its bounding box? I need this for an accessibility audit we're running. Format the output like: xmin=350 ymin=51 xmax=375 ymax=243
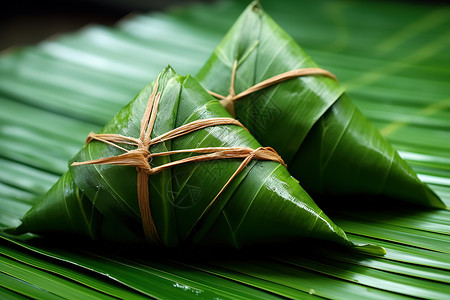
xmin=196 ymin=2 xmax=445 ymax=209
xmin=11 ymin=67 xmax=362 ymax=251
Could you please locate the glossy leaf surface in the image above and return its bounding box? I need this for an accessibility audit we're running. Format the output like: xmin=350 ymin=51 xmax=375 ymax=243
xmin=12 ymin=67 xmax=351 ymax=248
xmin=196 ymin=2 xmax=445 ymax=209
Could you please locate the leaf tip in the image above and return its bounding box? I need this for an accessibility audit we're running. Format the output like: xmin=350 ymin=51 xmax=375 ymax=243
xmin=250 ymin=0 xmax=262 ymax=13
xmin=352 ymin=243 xmax=387 ymax=256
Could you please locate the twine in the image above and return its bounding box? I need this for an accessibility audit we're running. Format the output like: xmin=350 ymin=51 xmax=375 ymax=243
xmin=207 ymin=60 xmax=338 ymax=117
xmin=72 ymin=80 xmax=285 ymax=244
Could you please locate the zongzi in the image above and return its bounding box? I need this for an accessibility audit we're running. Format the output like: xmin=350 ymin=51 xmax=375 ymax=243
xmin=12 ymin=67 xmax=380 ymax=252
xmin=197 ymin=1 xmax=445 ymax=209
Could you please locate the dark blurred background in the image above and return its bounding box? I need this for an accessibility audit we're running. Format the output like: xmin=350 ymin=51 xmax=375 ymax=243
xmin=1 ymin=0 xmax=447 ymax=52
xmin=0 ymin=0 xmax=213 ymax=51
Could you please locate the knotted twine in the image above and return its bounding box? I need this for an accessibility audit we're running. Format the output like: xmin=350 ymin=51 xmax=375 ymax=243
xmin=207 ymin=60 xmax=338 ymax=117
xmin=71 ymin=80 xmax=285 ymax=245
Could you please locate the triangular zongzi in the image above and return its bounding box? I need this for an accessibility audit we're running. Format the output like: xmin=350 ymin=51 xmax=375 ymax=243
xmin=196 ymin=1 xmax=445 ymax=209
xmin=12 ymin=67 xmax=378 ymax=252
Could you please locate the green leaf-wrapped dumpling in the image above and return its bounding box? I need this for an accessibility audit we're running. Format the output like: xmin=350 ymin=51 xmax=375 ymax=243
xmin=13 ymin=67 xmax=378 ymax=253
xmin=197 ymin=2 xmax=444 ymax=209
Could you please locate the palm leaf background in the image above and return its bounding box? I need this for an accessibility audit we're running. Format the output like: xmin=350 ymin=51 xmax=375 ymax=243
xmin=1 ymin=0 xmax=449 ymax=298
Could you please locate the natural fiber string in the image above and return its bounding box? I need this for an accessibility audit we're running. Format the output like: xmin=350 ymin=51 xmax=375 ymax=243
xmin=72 ymin=81 xmax=285 ymax=244
xmin=207 ymin=60 xmax=338 ymax=117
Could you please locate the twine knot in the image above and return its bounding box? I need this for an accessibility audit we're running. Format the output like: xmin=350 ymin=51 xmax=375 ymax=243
xmin=207 ymin=60 xmax=338 ymax=117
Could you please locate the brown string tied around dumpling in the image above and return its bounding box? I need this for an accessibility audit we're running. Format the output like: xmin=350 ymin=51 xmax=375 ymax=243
xmin=71 ymin=80 xmax=286 ymax=245
xmin=207 ymin=60 xmax=338 ymax=117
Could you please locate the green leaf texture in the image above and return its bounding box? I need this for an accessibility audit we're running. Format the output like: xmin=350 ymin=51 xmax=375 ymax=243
xmin=1 ymin=0 xmax=449 ymax=299
xmin=196 ymin=1 xmax=445 ymax=209
xmin=12 ymin=67 xmax=351 ymax=249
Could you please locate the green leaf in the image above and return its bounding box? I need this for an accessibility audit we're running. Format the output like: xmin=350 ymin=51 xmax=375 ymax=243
xmin=196 ymin=1 xmax=445 ymax=209
xmin=11 ymin=67 xmax=352 ymax=249
xmin=0 ymin=242 xmax=146 ymax=299
xmin=0 ymin=253 xmax=114 ymax=300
